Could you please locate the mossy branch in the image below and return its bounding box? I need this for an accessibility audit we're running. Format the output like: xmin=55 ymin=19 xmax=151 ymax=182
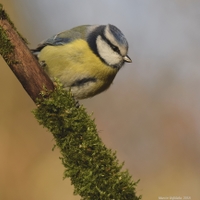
xmin=33 ymin=82 xmax=141 ymax=200
xmin=0 ymin=4 xmax=54 ymax=101
xmin=0 ymin=4 xmax=141 ymax=200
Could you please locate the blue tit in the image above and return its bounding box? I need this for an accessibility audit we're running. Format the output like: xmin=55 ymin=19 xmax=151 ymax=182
xmin=32 ymin=24 xmax=132 ymax=99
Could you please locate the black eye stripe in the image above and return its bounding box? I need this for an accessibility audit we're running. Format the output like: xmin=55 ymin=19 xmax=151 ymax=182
xmin=111 ymin=44 xmax=120 ymax=53
xmin=101 ymin=34 xmax=121 ymax=55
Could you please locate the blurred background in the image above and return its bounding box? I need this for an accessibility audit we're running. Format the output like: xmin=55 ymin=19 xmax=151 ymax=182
xmin=0 ymin=0 xmax=200 ymax=199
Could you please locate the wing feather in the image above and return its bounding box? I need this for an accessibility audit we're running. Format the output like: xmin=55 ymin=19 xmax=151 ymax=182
xmin=32 ymin=25 xmax=91 ymax=53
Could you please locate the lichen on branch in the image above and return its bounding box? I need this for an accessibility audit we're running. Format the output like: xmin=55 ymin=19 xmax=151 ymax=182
xmin=33 ymin=82 xmax=141 ymax=200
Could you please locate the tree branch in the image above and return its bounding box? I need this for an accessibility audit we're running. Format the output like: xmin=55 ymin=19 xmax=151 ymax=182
xmin=0 ymin=4 xmax=54 ymax=102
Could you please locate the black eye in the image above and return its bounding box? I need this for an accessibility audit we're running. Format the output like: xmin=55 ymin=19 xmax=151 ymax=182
xmin=111 ymin=45 xmax=120 ymax=54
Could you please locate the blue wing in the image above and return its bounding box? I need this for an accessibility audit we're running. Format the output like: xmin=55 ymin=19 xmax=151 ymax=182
xmin=32 ymin=25 xmax=90 ymax=53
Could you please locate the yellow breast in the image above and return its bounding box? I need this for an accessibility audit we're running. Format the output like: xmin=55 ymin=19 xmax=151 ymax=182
xmin=38 ymin=39 xmax=118 ymax=99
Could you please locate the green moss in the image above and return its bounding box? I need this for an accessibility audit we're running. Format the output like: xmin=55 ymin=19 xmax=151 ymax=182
xmin=0 ymin=4 xmax=28 ymax=63
xmin=33 ymin=82 xmax=141 ymax=200
xmin=0 ymin=26 xmax=14 ymax=64
xmin=0 ymin=4 xmax=28 ymax=44
xmin=0 ymin=4 xmax=12 ymax=22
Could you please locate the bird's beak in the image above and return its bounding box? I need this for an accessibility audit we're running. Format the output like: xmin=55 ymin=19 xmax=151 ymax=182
xmin=123 ymin=55 xmax=132 ymax=63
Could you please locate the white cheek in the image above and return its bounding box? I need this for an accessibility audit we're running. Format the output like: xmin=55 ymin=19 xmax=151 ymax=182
xmin=96 ymin=36 xmax=122 ymax=66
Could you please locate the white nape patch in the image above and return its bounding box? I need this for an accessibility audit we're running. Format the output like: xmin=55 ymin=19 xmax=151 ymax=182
xmin=104 ymin=25 xmax=127 ymax=56
xmin=87 ymin=25 xmax=99 ymax=35
xmin=96 ymin=35 xmax=122 ymax=66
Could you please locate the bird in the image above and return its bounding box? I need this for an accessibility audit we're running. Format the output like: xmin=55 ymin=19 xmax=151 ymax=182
xmin=32 ymin=24 xmax=132 ymax=99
